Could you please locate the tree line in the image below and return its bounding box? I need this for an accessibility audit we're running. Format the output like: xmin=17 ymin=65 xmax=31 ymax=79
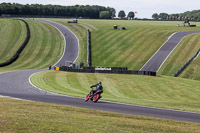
xmin=118 ymin=10 xmax=136 ymax=20
xmin=0 ymin=3 xmax=116 ymax=19
xmin=152 ymin=10 xmax=200 ymax=21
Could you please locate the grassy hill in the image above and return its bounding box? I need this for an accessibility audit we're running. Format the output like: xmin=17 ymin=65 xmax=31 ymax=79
xmin=0 ymin=19 xmax=64 ymax=72
xmin=0 ymin=19 xmax=26 ymax=64
xmin=1 ymin=18 xmax=200 ymax=131
xmin=31 ymin=71 xmax=200 ymax=113
xmin=158 ymin=33 xmax=200 ymax=79
xmin=50 ymin=19 xmax=200 ymax=70
xmin=30 ymin=19 xmax=200 ymax=113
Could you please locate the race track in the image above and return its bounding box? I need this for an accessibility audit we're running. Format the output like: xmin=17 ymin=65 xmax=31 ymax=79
xmin=0 ymin=20 xmax=200 ymax=123
xmin=140 ymin=31 xmax=200 ymax=72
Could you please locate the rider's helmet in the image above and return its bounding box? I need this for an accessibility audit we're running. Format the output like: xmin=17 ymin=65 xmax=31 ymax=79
xmin=98 ymin=81 xmax=102 ymax=85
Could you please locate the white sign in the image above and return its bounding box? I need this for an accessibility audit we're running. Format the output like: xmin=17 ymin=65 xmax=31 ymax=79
xmin=95 ymin=67 xmax=112 ymax=71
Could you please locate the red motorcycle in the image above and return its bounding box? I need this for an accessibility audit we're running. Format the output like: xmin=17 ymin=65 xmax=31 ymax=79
xmin=85 ymin=87 xmax=103 ymax=103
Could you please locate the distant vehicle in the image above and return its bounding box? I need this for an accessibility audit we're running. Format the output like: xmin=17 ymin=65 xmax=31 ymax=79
xmin=67 ymin=19 xmax=78 ymax=23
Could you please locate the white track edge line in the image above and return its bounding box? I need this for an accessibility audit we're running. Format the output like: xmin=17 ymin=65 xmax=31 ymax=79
xmin=28 ymin=71 xmax=200 ymax=115
xmin=140 ymin=32 xmax=177 ymax=71
xmin=41 ymin=20 xmax=79 ymax=65
xmin=156 ymin=32 xmax=200 ymax=72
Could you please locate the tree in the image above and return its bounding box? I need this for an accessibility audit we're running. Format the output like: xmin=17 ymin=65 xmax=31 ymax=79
xmin=118 ymin=10 xmax=126 ymax=19
xmin=152 ymin=13 xmax=159 ymax=20
xmin=159 ymin=13 xmax=168 ymax=20
xmin=0 ymin=3 xmax=115 ymax=19
xmin=107 ymin=7 xmax=116 ymax=18
xmin=127 ymin=11 xmax=135 ymax=20
xmin=99 ymin=11 xmax=111 ymax=19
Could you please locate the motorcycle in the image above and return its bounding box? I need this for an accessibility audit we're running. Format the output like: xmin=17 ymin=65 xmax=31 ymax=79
xmin=85 ymin=87 xmax=103 ymax=103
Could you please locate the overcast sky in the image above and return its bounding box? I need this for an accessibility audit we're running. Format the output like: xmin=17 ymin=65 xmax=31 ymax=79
xmin=1 ymin=0 xmax=200 ymax=18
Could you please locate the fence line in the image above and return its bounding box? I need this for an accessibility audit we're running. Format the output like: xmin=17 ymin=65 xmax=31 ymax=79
xmin=56 ymin=66 xmax=156 ymax=76
xmin=174 ymin=48 xmax=200 ymax=77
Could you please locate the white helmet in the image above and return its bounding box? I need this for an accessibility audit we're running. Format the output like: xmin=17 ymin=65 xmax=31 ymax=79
xmin=98 ymin=81 xmax=102 ymax=85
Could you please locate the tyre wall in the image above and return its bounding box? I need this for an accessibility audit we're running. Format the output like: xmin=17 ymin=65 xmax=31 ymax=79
xmin=0 ymin=19 xmax=30 ymax=67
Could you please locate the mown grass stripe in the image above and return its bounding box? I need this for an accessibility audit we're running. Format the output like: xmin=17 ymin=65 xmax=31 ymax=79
xmin=177 ymin=34 xmax=200 ymax=79
xmin=158 ymin=33 xmax=200 ymax=77
xmin=1 ymin=98 xmax=200 ymax=132
xmin=27 ymin=23 xmax=53 ymax=69
xmin=0 ymin=20 xmax=21 ymax=61
xmin=0 ymin=19 xmax=27 ymax=64
xmin=0 ymin=19 xmax=64 ymax=71
xmin=13 ymin=21 xmax=44 ymax=69
xmin=0 ymin=20 xmax=14 ymax=59
xmin=31 ymin=71 xmax=200 ymax=113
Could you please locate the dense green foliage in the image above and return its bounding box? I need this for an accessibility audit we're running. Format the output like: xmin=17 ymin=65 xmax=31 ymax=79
xmin=127 ymin=11 xmax=135 ymax=20
xmin=152 ymin=13 xmax=159 ymax=20
xmin=152 ymin=10 xmax=200 ymax=21
xmin=99 ymin=11 xmax=111 ymax=19
xmin=0 ymin=19 xmax=26 ymax=64
xmin=118 ymin=10 xmax=126 ymax=19
xmin=0 ymin=3 xmax=115 ymax=19
xmin=31 ymin=71 xmax=200 ymax=113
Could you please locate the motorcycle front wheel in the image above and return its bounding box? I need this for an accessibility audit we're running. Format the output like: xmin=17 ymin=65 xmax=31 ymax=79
xmin=85 ymin=94 xmax=90 ymax=102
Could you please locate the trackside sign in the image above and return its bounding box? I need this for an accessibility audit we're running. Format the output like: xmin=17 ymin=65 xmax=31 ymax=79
xmin=95 ymin=67 xmax=112 ymax=71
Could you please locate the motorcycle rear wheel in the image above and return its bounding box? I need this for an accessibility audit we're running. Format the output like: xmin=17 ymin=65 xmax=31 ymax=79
xmin=93 ymin=94 xmax=100 ymax=103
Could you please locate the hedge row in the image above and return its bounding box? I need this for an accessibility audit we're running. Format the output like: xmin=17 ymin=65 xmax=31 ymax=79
xmin=0 ymin=19 xmax=30 ymax=67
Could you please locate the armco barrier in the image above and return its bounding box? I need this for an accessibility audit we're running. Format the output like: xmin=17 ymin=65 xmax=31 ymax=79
xmin=0 ymin=19 xmax=30 ymax=67
xmin=57 ymin=66 xmax=156 ymax=76
xmin=174 ymin=48 xmax=200 ymax=77
xmin=87 ymin=29 xmax=92 ymax=67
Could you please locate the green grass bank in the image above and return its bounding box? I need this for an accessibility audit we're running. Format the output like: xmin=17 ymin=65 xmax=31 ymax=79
xmin=1 ymin=18 xmax=200 ymax=131
xmin=0 ymin=98 xmax=199 ymax=133
xmin=0 ymin=19 xmax=27 ymax=64
xmin=159 ymin=33 xmax=200 ymax=80
xmin=31 ymin=71 xmax=200 ymax=113
xmin=49 ymin=19 xmax=200 ymax=71
xmin=0 ymin=19 xmax=64 ymax=72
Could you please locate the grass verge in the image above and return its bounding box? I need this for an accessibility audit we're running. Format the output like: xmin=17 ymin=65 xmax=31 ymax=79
xmin=158 ymin=33 xmax=200 ymax=80
xmin=31 ymin=71 xmax=200 ymax=113
xmin=0 ymin=19 xmax=64 ymax=72
xmin=0 ymin=19 xmax=27 ymax=64
xmin=0 ymin=98 xmax=199 ymax=133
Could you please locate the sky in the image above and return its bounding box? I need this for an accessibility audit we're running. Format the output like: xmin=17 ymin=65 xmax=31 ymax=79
xmin=0 ymin=0 xmax=200 ymax=18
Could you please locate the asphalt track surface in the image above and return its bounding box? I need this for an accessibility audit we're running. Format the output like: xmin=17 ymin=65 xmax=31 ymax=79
xmin=140 ymin=31 xmax=200 ymax=72
xmin=41 ymin=20 xmax=79 ymax=67
xmin=0 ymin=21 xmax=200 ymax=123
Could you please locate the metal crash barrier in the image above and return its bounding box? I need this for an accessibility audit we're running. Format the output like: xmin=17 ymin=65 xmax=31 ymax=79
xmin=54 ymin=66 xmax=156 ymax=76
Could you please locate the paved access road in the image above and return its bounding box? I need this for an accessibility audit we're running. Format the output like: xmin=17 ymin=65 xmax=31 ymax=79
xmin=0 ymin=21 xmax=200 ymax=123
xmin=140 ymin=31 xmax=200 ymax=72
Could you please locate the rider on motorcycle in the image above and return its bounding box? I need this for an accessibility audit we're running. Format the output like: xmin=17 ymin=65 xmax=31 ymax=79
xmin=89 ymin=81 xmax=103 ymax=96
